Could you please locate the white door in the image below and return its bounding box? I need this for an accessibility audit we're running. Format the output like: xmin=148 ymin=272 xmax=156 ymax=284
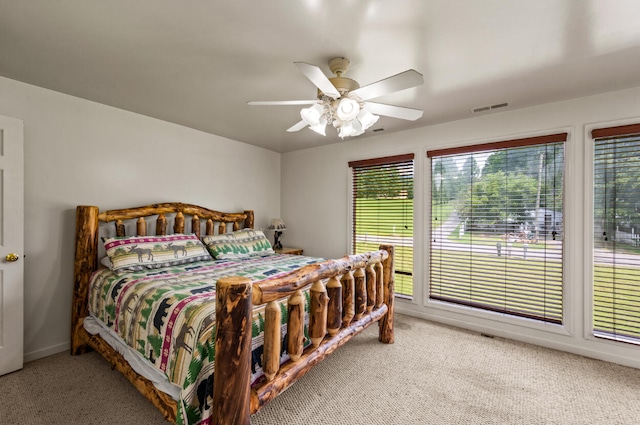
xmin=0 ymin=115 xmax=24 ymax=376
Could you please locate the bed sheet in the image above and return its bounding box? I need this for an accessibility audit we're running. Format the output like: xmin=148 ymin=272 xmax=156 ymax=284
xmin=87 ymin=253 xmax=323 ymax=425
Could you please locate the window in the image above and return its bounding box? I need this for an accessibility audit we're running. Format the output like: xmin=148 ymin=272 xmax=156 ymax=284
xmin=592 ymin=124 xmax=640 ymax=344
xmin=428 ymin=133 xmax=567 ymax=323
xmin=349 ymin=154 xmax=414 ymax=298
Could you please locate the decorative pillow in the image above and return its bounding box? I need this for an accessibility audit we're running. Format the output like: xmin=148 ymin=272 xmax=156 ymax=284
xmin=202 ymin=229 xmax=274 ymax=260
xmin=103 ymin=234 xmax=212 ymax=273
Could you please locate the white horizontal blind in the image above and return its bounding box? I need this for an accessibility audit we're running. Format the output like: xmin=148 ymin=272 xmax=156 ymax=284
xmin=429 ymin=134 xmax=566 ymax=323
xmin=592 ymin=124 xmax=640 ymax=344
xmin=349 ymin=154 xmax=414 ymax=298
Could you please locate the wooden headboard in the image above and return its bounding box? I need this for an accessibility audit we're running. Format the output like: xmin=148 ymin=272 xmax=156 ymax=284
xmin=71 ymin=202 xmax=254 ymax=354
xmin=98 ymin=202 xmax=254 ymax=237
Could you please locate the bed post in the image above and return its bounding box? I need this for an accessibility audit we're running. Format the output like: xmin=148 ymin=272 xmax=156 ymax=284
xmin=212 ymin=276 xmax=253 ymax=425
xmin=244 ymin=210 xmax=254 ymax=229
xmin=378 ymin=244 xmax=395 ymax=344
xmin=71 ymin=205 xmax=99 ymax=354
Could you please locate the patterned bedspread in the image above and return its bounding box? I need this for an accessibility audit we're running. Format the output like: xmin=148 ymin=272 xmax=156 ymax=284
xmin=88 ymin=253 xmax=323 ymax=425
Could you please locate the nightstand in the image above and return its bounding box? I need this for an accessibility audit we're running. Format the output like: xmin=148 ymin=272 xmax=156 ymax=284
xmin=276 ymin=247 xmax=303 ymax=255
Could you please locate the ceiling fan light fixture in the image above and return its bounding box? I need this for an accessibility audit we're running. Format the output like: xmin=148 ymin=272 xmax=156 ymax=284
xmin=336 ymin=98 xmax=360 ymax=121
xmin=250 ymin=58 xmax=424 ymax=139
xmin=309 ymin=115 xmax=327 ymax=135
xmin=300 ymin=103 xmax=325 ymax=127
xmin=357 ymin=109 xmax=379 ymax=130
xmin=351 ymin=118 xmax=365 ymax=136
xmin=338 ymin=120 xmax=357 ymax=138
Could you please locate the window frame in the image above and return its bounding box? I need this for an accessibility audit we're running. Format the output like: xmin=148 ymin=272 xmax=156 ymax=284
xmin=425 ymin=132 xmax=570 ymax=329
xmin=587 ymin=122 xmax=640 ymax=346
xmin=348 ymin=153 xmax=416 ymax=299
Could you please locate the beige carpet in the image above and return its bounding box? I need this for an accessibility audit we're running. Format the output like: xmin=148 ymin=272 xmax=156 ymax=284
xmin=2 ymin=314 xmax=640 ymax=424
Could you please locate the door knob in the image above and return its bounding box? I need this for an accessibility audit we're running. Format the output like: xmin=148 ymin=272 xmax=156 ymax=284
xmin=5 ymin=253 xmax=19 ymax=262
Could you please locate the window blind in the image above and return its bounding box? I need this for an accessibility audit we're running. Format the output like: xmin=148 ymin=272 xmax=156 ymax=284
xmin=349 ymin=154 xmax=414 ymax=298
xmin=592 ymin=125 xmax=640 ymax=344
xmin=428 ymin=134 xmax=566 ymax=323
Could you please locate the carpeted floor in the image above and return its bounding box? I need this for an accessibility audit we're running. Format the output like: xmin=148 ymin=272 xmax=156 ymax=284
xmin=2 ymin=314 xmax=640 ymax=424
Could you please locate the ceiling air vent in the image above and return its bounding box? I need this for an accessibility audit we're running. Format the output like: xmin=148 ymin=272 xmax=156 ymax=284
xmin=472 ymin=102 xmax=509 ymax=113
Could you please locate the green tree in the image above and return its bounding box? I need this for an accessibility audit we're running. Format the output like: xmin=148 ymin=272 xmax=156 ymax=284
xmin=482 ymin=146 xmax=541 ymax=177
xmin=457 ymin=171 xmax=538 ymax=229
xmin=431 ymin=156 xmax=463 ymax=204
xmin=354 ymin=163 xmax=413 ymax=199
xmin=483 ymin=145 xmax=564 ymax=211
xmin=461 ymin=155 xmax=480 ymax=181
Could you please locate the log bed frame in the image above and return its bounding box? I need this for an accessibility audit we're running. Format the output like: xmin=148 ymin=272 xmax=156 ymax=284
xmin=71 ymin=202 xmax=395 ymax=425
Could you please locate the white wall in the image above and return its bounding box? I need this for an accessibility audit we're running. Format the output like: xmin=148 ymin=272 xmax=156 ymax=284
xmin=5 ymin=70 xmax=640 ymax=368
xmin=282 ymin=86 xmax=640 ymax=368
xmin=0 ymin=76 xmax=281 ymax=361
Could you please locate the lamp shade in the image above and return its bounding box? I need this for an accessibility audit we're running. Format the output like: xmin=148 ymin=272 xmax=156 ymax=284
xmin=309 ymin=115 xmax=327 ymax=135
xmin=267 ymin=218 xmax=286 ymax=230
xmin=338 ymin=120 xmax=357 ymax=138
xmin=300 ymin=103 xmax=325 ymax=126
xmin=357 ymin=109 xmax=379 ymax=129
xmin=351 ymin=118 xmax=364 ymax=136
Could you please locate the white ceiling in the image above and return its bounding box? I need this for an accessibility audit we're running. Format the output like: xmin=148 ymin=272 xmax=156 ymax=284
xmin=2 ymin=1 xmax=640 ymax=153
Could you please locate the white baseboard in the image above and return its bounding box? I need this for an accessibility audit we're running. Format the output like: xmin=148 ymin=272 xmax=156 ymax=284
xmin=24 ymin=341 xmax=69 ymax=363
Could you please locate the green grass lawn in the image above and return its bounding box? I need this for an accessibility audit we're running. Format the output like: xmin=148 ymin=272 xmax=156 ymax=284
xmin=431 ymin=248 xmax=640 ymax=338
xmin=355 ymin=241 xmax=414 ymax=297
xmin=354 ymin=197 xmax=414 ymax=297
xmin=593 ymin=264 xmax=640 ymax=337
xmin=430 ymin=249 xmax=563 ymax=322
xmin=356 ymin=199 xmax=640 ymax=340
xmin=354 ymin=198 xmax=413 ymax=237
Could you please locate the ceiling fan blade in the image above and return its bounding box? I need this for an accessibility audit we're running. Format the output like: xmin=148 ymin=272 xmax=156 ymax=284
xmin=294 ymin=62 xmax=341 ymax=99
xmin=248 ymin=100 xmax=317 ymax=106
xmin=364 ymin=102 xmax=423 ymax=121
xmin=286 ymin=120 xmax=309 ymax=132
xmin=351 ymin=70 xmax=423 ymax=101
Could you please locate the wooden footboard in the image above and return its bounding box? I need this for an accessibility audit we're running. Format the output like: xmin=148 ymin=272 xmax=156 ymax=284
xmin=71 ymin=203 xmax=395 ymax=425
xmin=214 ymin=245 xmax=395 ymax=424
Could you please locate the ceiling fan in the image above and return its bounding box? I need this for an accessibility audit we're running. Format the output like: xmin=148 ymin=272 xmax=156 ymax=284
xmin=248 ymin=57 xmax=424 ymax=139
